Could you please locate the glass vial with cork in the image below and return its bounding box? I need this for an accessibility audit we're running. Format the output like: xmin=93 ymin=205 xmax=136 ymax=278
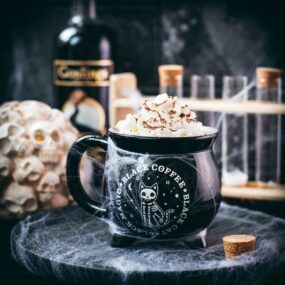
xmin=158 ymin=65 xmax=184 ymax=97
xmin=222 ymin=76 xmax=249 ymax=186
xmin=190 ymin=74 xmax=215 ymax=126
xmin=255 ymin=67 xmax=282 ymax=186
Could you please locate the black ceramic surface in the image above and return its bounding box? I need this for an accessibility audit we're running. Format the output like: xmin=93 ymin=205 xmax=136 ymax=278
xmin=66 ymin=131 xmax=221 ymax=240
xmin=11 ymin=203 xmax=285 ymax=285
xmin=108 ymin=128 xmax=218 ymax=154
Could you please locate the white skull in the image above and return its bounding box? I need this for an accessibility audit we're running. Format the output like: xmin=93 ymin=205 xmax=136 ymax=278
xmin=0 ymin=122 xmax=25 ymax=155
xmin=0 ymin=122 xmax=24 ymax=140
xmin=13 ymin=156 xmax=44 ymax=183
xmin=0 ymin=103 xmax=23 ymax=125
xmin=1 ymin=101 xmax=20 ymax=109
xmin=0 ymin=155 xmax=12 ymax=178
xmin=55 ymin=155 xmax=67 ymax=184
xmin=16 ymin=101 xmax=51 ymax=123
xmin=63 ymin=131 xmax=78 ymax=148
xmin=37 ymin=171 xmax=60 ymax=202
xmin=49 ymin=109 xmax=68 ymax=129
xmin=1 ymin=182 xmax=38 ymax=218
xmin=12 ymin=135 xmax=35 ymax=157
xmin=42 ymin=192 xmax=70 ymax=210
xmin=29 ymin=121 xmax=64 ymax=163
xmin=140 ymin=188 xmax=157 ymax=201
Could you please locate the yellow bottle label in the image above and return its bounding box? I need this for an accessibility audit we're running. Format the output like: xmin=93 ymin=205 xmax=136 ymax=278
xmin=53 ymin=59 xmax=114 ymax=87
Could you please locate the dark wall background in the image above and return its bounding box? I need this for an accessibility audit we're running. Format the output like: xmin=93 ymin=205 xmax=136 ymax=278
xmin=0 ymin=0 xmax=284 ymax=105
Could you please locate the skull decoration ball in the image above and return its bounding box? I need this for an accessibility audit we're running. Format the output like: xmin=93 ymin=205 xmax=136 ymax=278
xmin=0 ymin=101 xmax=79 ymax=219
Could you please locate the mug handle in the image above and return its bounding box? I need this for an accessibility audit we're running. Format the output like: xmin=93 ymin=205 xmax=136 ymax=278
xmin=66 ymin=134 xmax=108 ymax=216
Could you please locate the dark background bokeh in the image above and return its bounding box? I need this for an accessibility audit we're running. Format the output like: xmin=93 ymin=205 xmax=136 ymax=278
xmin=0 ymin=0 xmax=285 ymax=105
xmin=2 ymin=0 xmax=284 ymax=182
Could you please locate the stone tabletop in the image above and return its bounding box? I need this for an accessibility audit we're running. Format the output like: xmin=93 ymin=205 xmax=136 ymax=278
xmin=11 ymin=203 xmax=285 ymax=285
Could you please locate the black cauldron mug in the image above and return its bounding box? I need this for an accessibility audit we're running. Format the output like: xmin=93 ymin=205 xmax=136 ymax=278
xmin=66 ymin=128 xmax=221 ymax=242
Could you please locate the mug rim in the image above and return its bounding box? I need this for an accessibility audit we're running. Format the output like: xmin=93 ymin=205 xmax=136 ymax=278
xmin=108 ymin=127 xmax=218 ymax=154
xmin=108 ymin=126 xmax=218 ymax=141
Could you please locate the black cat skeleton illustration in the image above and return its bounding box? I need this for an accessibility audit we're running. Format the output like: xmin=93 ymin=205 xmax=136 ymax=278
xmin=139 ymin=182 xmax=174 ymax=227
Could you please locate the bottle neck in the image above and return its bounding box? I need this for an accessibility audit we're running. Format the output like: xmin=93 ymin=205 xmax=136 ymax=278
xmin=71 ymin=0 xmax=97 ymax=25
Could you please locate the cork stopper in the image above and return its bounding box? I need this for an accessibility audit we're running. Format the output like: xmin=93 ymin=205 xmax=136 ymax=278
xmin=158 ymin=65 xmax=184 ymax=87
xmin=256 ymin=67 xmax=281 ymax=89
xmin=223 ymin=235 xmax=256 ymax=259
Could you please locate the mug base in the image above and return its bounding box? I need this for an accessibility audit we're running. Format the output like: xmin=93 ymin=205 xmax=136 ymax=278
xmin=110 ymin=229 xmax=207 ymax=248
xmin=111 ymin=233 xmax=137 ymax=248
xmin=183 ymin=229 xmax=207 ymax=248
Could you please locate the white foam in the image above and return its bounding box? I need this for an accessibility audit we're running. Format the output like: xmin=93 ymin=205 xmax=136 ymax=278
xmin=116 ymin=94 xmax=214 ymax=137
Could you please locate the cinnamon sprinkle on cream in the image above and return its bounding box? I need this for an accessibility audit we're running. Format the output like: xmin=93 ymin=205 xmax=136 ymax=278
xmin=116 ymin=93 xmax=214 ymax=137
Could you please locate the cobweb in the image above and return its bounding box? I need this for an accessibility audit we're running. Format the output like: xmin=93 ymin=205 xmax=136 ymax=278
xmin=74 ymin=137 xmax=221 ymax=240
xmin=11 ymin=203 xmax=285 ymax=285
xmin=103 ymin=138 xmax=220 ymax=238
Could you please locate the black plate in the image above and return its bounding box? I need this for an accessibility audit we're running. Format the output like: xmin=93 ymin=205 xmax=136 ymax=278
xmin=11 ymin=203 xmax=285 ymax=285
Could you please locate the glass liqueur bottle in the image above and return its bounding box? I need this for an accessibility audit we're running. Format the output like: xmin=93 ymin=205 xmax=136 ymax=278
xmin=54 ymin=0 xmax=115 ymax=134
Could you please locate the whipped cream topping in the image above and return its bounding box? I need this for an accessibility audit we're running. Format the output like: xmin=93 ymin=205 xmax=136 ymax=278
xmin=115 ymin=93 xmax=213 ymax=137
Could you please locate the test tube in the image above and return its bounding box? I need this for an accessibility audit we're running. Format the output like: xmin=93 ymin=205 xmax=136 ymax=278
xmin=222 ymin=76 xmax=249 ymax=186
xmin=255 ymin=67 xmax=282 ymax=186
xmin=158 ymin=65 xmax=184 ymax=97
xmin=190 ymin=74 xmax=215 ymax=126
